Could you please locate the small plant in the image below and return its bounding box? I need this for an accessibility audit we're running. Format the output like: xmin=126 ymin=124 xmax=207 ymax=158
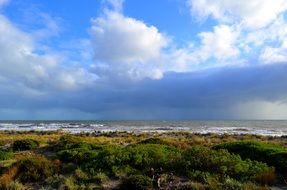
xmin=93 ymin=172 xmax=109 ymax=184
xmin=6 ymin=180 xmax=25 ymax=190
xmin=12 ymin=139 xmax=39 ymax=151
xmin=255 ymin=168 xmax=276 ymax=186
xmin=0 ymin=150 xmax=13 ymax=160
xmin=178 ymin=182 xmax=206 ymax=190
xmin=0 ymin=166 xmax=18 ymax=188
xmin=112 ymin=165 xmax=137 ymax=178
xmin=187 ymin=170 xmax=211 ymax=183
xmin=15 ymin=155 xmax=58 ymax=182
xmin=74 ymin=168 xmax=89 ymax=181
xmin=222 ymin=178 xmax=242 ymax=190
xmin=44 ymin=174 xmax=66 ymax=189
xmin=119 ymin=175 xmax=152 ymax=190
xmin=139 ymin=138 xmax=167 ymax=145
xmin=64 ymin=176 xmax=78 ymax=190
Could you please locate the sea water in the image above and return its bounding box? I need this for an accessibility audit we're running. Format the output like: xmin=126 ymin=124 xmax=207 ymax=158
xmin=0 ymin=120 xmax=286 ymax=136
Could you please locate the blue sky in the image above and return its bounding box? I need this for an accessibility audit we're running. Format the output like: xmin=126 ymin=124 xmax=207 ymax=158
xmin=0 ymin=0 xmax=287 ymax=120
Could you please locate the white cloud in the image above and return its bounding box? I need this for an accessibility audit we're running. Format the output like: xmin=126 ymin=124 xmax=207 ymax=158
xmin=196 ymin=24 xmax=239 ymax=61
xmin=91 ymin=12 xmax=168 ymax=63
xmin=90 ymin=3 xmax=243 ymax=79
xmin=187 ymin=1 xmax=287 ymax=68
xmin=242 ymin=16 xmax=287 ymax=64
xmin=245 ymin=16 xmax=287 ymax=46
xmin=90 ymin=11 xmax=169 ymax=79
xmin=164 ymin=25 xmax=241 ymax=71
xmin=259 ymin=46 xmax=287 ymax=64
xmin=188 ymin=0 xmax=287 ymax=29
xmin=0 ymin=14 xmax=95 ymax=92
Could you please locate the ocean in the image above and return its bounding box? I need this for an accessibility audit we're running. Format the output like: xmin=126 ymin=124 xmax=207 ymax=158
xmin=0 ymin=120 xmax=286 ymax=136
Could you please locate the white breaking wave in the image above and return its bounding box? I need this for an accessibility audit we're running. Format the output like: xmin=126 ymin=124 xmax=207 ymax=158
xmin=0 ymin=120 xmax=286 ymax=136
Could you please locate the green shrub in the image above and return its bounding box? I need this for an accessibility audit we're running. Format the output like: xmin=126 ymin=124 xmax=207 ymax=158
xmin=124 ymin=144 xmax=182 ymax=171
xmin=187 ymin=170 xmax=211 ymax=184
xmin=138 ymin=138 xmax=167 ymax=145
xmin=57 ymin=148 xmax=98 ymax=163
xmin=221 ymin=178 xmax=242 ymax=190
xmin=15 ymin=155 xmax=58 ymax=182
xmin=0 ymin=150 xmax=13 ymax=161
xmin=178 ymin=182 xmax=206 ymax=190
xmin=5 ymin=180 xmax=25 ymax=190
xmin=64 ymin=176 xmax=77 ymax=190
xmin=92 ymin=172 xmax=108 ymax=184
xmin=184 ymin=146 xmax=272 ymax=182
xmin=57 ymin=143 xmax=182 ymax=176
xmin=80 ymin=145 xmax=124 ymax=174
xmin=44 ymin=174 xmax=67 ymax=189
xmin=214 ymin=141 xmax=287 ymax=173
xmin=62 ymin=163 xmax=77 ymax=174
xmin=53 ymin=135 xmax=83 ymax=151
xmin=119 ymin=175 xmax=152 ymax=190
xmin=74 ymin=168 xmax=89 ymax=181
xmin=112 ymin=165 xmax=138 ymax=178
xmin=12 ymin=139 xmax=39 ymax=151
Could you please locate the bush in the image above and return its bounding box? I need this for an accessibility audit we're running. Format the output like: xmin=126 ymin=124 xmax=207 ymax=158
xmin=53 ymin=135 xmax=95 ymax=151
xmin=255 ymin=168 xmax=276 ymax=185
xmin=12 ymin=139 xmax=39 ymax=151
xmin=15 ymin=155 xmax=58 ymax=182
xmin=138 ymin=138 xmax=167 ymax=145
xmin=57 ymin=143 xmax=182 ymax=176
xmin=92 ymin=172 xmax=108 ymax=184
xmin=74 ymin=168 xmax=89 ymax=181
xmin=57 ymin=148 xmax=98 ymax=163
xmin=221 ymin=178 xmax=242 ymax=190
xmin=0 ymin=150 xmax=13 ymax=161
xmin=112 ymin=165 xmax=138 ymax=178
xmin=178 ymin=182 xmax=206 ymax=190
xmin=183 ymin=146 xmax=272 ymax=182
xmin=0 ymin=166 xmax=18 ymax=188
xmin=187 ymin=170 xmax=211 ymax=184
xmin=5 ymin=180 xmax=25 ymax=190
xmin=214 ymin=141 xmax=287 ymax=173
xmin=63 ymin=176 xmax=77 ymax=190
xmin=119 ymin=175 xmax=152 ymax=190
xmin=5 ymin=181 xmax=27 ymax=190
xmin=44 ymin=174 xmax=67 ymax=189
xmin=124 ymin=144 xmax=182 ymax=171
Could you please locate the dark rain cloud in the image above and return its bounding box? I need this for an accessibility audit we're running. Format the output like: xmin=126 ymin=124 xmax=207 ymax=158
xmin=0 ymin=63 xmax=286 ymax=119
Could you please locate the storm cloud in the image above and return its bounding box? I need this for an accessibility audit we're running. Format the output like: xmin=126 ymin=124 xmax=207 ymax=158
xmin=0 ymin=63 xmax=286 ymax=120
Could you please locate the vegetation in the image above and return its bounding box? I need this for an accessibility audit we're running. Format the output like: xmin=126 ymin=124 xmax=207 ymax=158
xmin=12 ymin=139 xmax=39 ymax=151
xmin=0 ymin=150 xmax=13 ymax=161
xmin=119 ymin=175 xmax=152 ymax=190
xmin=214 ymin=141 xmax=287 ymax=174
xmin=0 ymin=131 xmax=285 ymax=189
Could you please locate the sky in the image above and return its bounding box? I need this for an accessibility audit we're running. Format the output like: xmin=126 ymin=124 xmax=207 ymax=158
xmin=0 ymin=0 xmax=287 ymax=120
